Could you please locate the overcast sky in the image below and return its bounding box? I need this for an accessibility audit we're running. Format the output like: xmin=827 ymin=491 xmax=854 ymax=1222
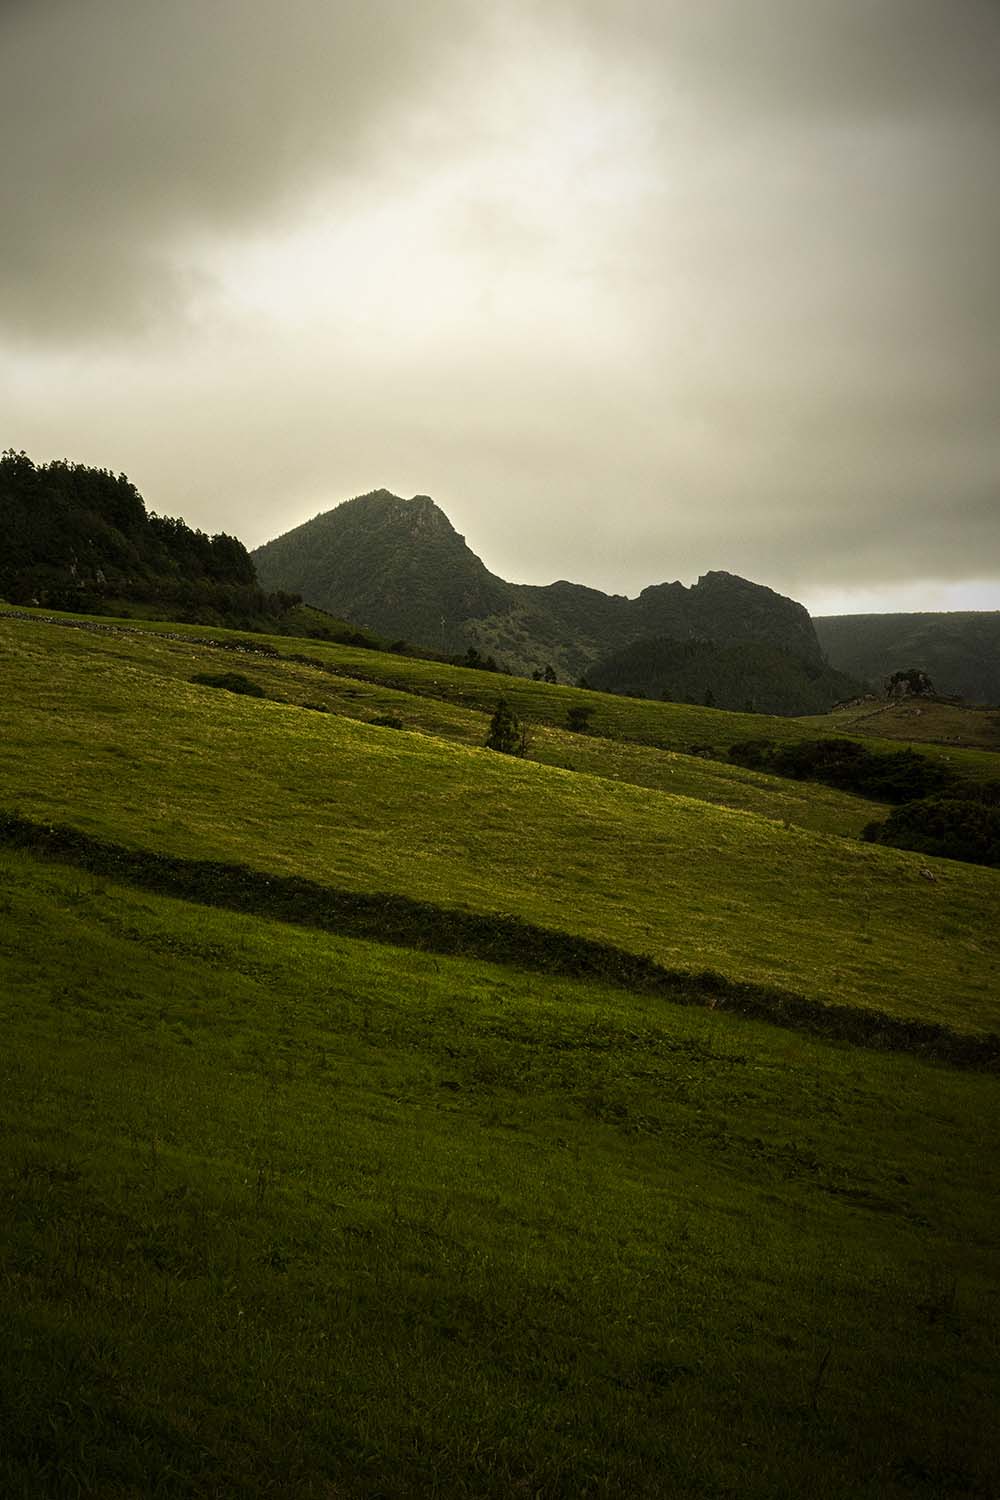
xmin=2 ymin=0 xmax=998 ymax=615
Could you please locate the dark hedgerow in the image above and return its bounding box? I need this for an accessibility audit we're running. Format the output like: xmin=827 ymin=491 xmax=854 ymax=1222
xmin=730 ymin=737 xmax=954 ymax=803
xmin=189 ymin=671 xmax=266 ymax=697
xmin=863 ymin=798 xmax=1000 ymax=869
xmin=0 ymin=809 xmax=997 ymax=1071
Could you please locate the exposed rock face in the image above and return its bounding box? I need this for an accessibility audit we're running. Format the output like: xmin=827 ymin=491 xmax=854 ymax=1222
xmin=252 ymin=490 xmax=836 ymax=700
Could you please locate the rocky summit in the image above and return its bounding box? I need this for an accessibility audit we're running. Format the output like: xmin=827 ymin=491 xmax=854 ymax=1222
xmin=252 ymin=489 xmax=857 ymax=710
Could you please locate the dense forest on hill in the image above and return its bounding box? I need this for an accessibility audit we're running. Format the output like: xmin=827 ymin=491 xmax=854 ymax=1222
xmin=815 ymin=611 xmax=1000 ymax=704
xmin=586 ymin=635 xmax=859 ymax=715
xmin=0 ymin=450 xmax=300 ymax=626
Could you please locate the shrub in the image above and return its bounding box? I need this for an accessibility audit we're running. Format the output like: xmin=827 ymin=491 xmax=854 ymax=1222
xmin=566 ymin=705 xmax=595 ymax=734
xmin=862 ymin=798 xmax=1000 ymax=868
xmin=730 ymin=737 xmax=955 ymax=803
xmin=189 ymin=672 xmax=265 ymax=698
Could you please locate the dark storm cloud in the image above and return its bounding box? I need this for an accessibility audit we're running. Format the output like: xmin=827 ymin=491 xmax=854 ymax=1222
xmin=2 ymin=0 xmax=998 ymax=608
xmin=568 ymin=0 xmax=1000 ymax=122
xmin=0 ymin=0 xmax=473 ymax=338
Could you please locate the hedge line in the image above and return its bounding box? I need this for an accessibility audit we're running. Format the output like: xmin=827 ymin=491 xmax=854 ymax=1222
xmin=3 ymin=812 xmax=997 ymax=1070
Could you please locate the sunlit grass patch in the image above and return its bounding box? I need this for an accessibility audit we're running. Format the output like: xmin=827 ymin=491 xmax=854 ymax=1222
xmin=1 ymin=616 xmax=998 ymax=1031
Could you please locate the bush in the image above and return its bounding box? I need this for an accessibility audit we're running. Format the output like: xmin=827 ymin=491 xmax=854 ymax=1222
xmin=189 ymin=672 xmax=265 ymax=698
xmin=485 ymin=698 xmax=527 ymax=755
xmin=370 ymin=714 xmax=404 ymax=730
xmin=730 ymin=737 xmax=955 ymax=803
xmin=566 ymin=705 xmax=595 ymax=734
xmin=863 ymin=798 xmax=1000 ymax=868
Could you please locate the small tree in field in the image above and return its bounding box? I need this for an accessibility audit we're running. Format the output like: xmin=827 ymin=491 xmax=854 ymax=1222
xmin=485 ymin=697 xmax=527 ymax=755
xmin=566 ymin=704 xmax=595 ymax=734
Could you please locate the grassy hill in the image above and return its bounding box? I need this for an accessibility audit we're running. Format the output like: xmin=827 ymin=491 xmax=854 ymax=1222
xmin=2 ymin=611 xmax=997 ymax=1029
xmin=799 ymin=695 xmax=1000 ymax=752
xmin=3 ymin=604 xmax=999 ymax=1497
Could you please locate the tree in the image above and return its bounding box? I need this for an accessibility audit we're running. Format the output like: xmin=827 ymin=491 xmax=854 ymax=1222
xmin=886 ymin=668 xmax=934 ymax=698
xmin=485 ymin=697 xmax=526 ymax=755
xmin=566 ymin=704 xmax=595 ymax=734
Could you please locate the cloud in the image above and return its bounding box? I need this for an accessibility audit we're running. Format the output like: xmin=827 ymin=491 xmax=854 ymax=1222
xmin=0 ymin=0 xmax=476 ymax=339
xmin=565 ymin=0 xmax=1000 ymax=126
xmin=2 ymin=0 xmax=998 ymax=607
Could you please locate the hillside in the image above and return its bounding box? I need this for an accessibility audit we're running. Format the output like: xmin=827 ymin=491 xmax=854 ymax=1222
xmin=815 ymin=611 xmax=1000 ymax=705
xmin=587 ymin=634 xmax=857 ymax=715
xmin=800 ymin=696 xmax=1000 ymax=752
xmin=2 ymin=608 xmax=997 ymax=1027
xmin=3 ymin=605 xmax=1000 ymax=1497
xmin=252 ymin=490 xmax=853 ymax=710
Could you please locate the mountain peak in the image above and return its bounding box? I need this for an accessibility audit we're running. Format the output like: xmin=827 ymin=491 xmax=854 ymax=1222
xmin=252 ymin=489 xmax=508 ymax=647
xmin=252 ymin=490 xmax=830 ymax=692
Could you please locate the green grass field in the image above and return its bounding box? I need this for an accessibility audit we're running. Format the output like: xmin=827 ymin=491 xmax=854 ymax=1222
xmin=3 ymin=851 xmax=999 ymax=1498
xmin=1 ymin=615 xmax=997 ymax=1030
xmin=2 ymin=607 xmax=999 ymax=1497
xmin=799 ymin=697 xmax=1000 ymax=752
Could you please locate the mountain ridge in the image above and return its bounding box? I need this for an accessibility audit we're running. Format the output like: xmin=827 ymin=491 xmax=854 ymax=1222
xmin=252 ymin=490 xmax=840 ymax=706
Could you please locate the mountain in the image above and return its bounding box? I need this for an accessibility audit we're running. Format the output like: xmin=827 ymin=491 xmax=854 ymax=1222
xmin=815 ymin=613 xmax=1000 ymax=706
xmin=252 ymin=489 xmax=855 ymax=709
xmin=253 ymin=489 xmax=510 ymax=654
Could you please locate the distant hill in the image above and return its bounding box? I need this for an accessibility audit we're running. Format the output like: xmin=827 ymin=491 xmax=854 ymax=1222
xmin=253 ymin=489 xmax=852 ymax=711
xmin=587 ymin=636 xmax=859 ymax=716
xmin=0 ymin=449 xmax=306 ymax=631
xmin=815 ymin=613 xmax=1000 ymax=706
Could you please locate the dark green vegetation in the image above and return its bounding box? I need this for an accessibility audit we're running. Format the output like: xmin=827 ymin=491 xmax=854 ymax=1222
xmin=2 ymin=605 xmax=999 ymax=1497
xmin=0 ymin=451 xmax=370 ymax=641
xmin=189 ymin=671 xmax=266 ymax=697
xmin=484 ymin=697 xmax=527 ymax=756
xmin=729 ymin=737 xmax=957 ymax=804
xmin=588 ymin=635 xmax=858 ymax=715
xmin=1 ymin=449 xmax=284 ymax=623
xmin=251 ymin=490 xmax=857 ymax=710
xmin=864 ymin=798 xmax=1000 ymax=869
xmin=815 ymin=610 xmax=1000 ymax=705
xmin=730 ymin=738 xmax=999 ymax=869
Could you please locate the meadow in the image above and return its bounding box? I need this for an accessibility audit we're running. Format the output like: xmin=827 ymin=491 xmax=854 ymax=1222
xmin=1 ymin=607 xmax=998 ymax=1497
